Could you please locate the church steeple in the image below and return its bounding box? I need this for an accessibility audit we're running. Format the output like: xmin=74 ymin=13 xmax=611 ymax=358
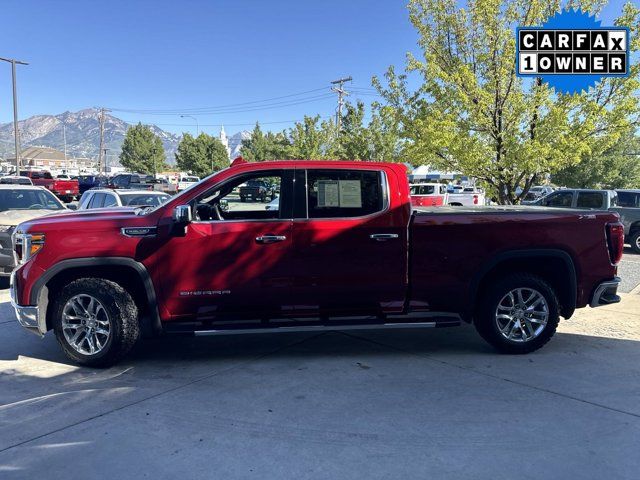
xmin=219 ymin=125 xmax=230 ymax=160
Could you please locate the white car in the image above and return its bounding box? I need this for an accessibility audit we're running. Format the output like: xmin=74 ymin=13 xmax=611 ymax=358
xmin=265 ymin=196 xmax=279 ymax=211
xmin=77 ymin=189 xmax=171 ymax=210
xmin=177 ymin=176 xmax=200 ymax=192
xmin=0 ymin=185 xmax=67 ymax=276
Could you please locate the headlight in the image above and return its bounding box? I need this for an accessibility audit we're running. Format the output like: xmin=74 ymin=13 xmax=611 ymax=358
xmin=13 ymin=232 xmax=45 ymax=264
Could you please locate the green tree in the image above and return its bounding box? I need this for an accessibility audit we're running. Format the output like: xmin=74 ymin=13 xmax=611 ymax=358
xmin=175 ymin=133 xmax=229 ymax=177
xmin=240 ymin=123 xmax=291 ymax=161
xmin=288 ymin=115 xmax=335 ymax=159
xmin=374 ymin=0 xmax=640 ymax=204
xmin=119 ymin=123 xmax=167 ymax=174
xmin=553 ymin=130 xmax=640 ymax=189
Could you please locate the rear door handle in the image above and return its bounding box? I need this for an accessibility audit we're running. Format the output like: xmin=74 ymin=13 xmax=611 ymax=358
xmin=370 ymin=233 xmax=399 ymax=241
xmin=256 ymin=235 xmax=287 ymax=244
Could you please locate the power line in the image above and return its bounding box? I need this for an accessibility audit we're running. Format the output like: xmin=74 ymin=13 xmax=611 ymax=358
xmin=109 ymin=87 xmax=330 ymax=114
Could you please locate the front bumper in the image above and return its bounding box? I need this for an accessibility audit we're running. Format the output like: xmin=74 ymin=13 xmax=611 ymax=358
xmin=10 ymin=271 xmax=44 ymax=336
xmin=590 ymin=277 xmax=621 ymax=308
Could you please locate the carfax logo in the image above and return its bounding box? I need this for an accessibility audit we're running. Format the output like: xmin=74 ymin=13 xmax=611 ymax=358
xmin=516 ymin=9 xmax=630 ymax=94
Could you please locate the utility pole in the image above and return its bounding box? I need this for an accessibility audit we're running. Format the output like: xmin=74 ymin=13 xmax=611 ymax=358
xmin=97 ymin=107 xmax=110 ymax=174
xmin=0 ymin=56 xmax=28 ymax=173
xmin=103 ymin=148 xmax=109 ymax=175
xmin=330 ymin=76 xmax=352 ymax=132
xmin=62 ymin=122 xmax=67 ymax=168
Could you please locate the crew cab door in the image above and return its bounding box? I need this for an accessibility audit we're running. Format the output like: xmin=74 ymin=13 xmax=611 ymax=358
xmin=157 ymin=169 xmax=295 ymax=321
xmin=290 ymin=168 xmax=408 ymax=316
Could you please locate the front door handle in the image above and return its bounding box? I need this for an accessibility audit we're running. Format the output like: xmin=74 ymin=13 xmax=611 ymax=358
xmin=256 ymin=235 xmax=287 ymax=244
xmin=370 ymin=233 xmax=399 ymax=241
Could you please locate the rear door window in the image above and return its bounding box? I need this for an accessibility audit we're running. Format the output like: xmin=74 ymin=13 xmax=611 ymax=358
xmin=545 ymin=191 xmax=573 ymax=207
xmin=576 ymin=192 xmax=605 ymax=209
xmin=304 ymin=169 xmax=385 ymax=219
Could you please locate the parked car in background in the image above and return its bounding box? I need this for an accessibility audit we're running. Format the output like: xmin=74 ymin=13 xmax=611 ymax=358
xmin=1 ymin=176 xmax=32 ymax=185
xmin=108 ymin=173 xmax=155 ymax=190
xmin=77 ymin=189 xmax=171 ymax=210
xmin=614 ymin=190 xmax=640 ymax=254
xmin=521 ymin=185 xmax=556 ymax=205
xmin=0 ymin=185 xmax=67 ymax=276
xmin=265 ymin=196 xmax=279 ymax=211
xmin=239 ymin=178 xmax=276 ymax=202
xmin=78 ymin=174 xmax=109 ymax=194
xmin=19 ymin=170 xmax=79 ymax=202
xmin=534 ymin=188 xmax=640 ymax=254
xmin=410 ymin=183 xmax=448 ymax=207
xmin=152 ymin=177 xmax=178 ymax=194
xmin=534 ymin=189 xmax=617 ymax=209
xmin=447 ymin=187 xmax=486 ymax=207
xmin=10 ymin=160 xmax=623 ymax=366
xmin=177 ymin=176 xmax=200 ymax=192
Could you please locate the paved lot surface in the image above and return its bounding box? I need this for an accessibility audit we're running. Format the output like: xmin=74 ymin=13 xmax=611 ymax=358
xmin=619 ymin=248 xmax=640 ymax=292
xmin=1 ymin=287 xmax=639 ymax=479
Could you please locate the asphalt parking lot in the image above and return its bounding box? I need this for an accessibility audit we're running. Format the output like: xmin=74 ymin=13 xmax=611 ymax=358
xmin=0 ymin=250 xmax=639 ymax=479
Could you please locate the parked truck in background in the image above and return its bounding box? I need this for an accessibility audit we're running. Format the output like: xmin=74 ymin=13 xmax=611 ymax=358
xmin=20 ymin=170 xmax=79 ymax=202
xmin=11 ymin=160 xmax=623 ymax=366
xmin=536 ymin=188 xmax=640 ymax=253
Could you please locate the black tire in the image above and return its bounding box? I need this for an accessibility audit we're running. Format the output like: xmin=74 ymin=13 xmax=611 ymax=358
xmin=474 ymin=273 xmax=559 ymax=354
xmin=52 ymin=278 xmax=140 ymax=367
xmin=630 ymin=231 xmax=640 ymax=254
xmin=240 ymin=196 xmax=246 ymax=202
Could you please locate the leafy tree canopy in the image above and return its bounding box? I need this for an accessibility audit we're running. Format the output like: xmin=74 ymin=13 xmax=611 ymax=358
xmin=119 ymin=123 xmax=167 ymax=174
xmin=374 ymin=0 xmax=640 ymax=203
xmin=175 ymin=133 xmax=229 ymax=177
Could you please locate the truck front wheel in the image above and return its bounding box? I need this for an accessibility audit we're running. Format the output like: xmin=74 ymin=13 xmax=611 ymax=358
xmin=52 ymin=278 xmax=140 ymax=367
xmin=474 ymin=273 xmax=559 ymax=354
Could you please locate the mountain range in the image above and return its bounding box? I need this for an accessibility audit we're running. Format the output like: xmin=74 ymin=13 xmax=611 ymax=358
xmin=0 ymin=108 xmax=249 ymax=165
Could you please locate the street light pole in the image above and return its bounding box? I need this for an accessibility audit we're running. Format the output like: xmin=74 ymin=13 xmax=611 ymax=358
xmin=0 ymin=57 xmax=28 ymax=173
xmin=180 ymin=115 xmax=199 ymax=136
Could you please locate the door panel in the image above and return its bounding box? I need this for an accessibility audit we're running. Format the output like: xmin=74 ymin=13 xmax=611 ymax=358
xmin=290 ymin=169 xmax=408 ymax=316
xmin=158 ymin=220 xmax=293 ymax=320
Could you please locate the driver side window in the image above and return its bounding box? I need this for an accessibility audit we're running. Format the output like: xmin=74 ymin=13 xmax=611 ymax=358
xmin=193 ymin=170 xmax=288 ymax=222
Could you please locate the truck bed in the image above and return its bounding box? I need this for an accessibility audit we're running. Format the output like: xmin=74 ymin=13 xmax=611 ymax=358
xmin=409 ymin=205 xmax=620 ymax=315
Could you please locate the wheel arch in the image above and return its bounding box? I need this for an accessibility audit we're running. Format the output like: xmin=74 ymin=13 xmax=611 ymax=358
xmin=33 ymin=257 xmax=162 ymax=335
xmin=468 ymin=249 xmax=577 ymax=321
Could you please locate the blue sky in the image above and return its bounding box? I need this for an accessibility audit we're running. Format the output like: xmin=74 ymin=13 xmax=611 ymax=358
xmin=0 ymin=0 xmax=633 ymax=136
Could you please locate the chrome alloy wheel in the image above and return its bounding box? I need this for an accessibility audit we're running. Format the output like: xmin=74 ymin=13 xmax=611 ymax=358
xmin=495 ymin=288 xmax=549 ymax=343
xmin=62 ymin=294 xmax=111 ymax=355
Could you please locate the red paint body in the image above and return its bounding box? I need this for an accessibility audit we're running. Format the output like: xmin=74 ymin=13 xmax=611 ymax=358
xmin=13 ymin=161 xmax=620 ymax=326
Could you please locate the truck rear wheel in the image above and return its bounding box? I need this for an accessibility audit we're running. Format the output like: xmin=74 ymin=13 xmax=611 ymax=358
xmin=474 ymin=273 xmax=559 ymax=354
xmin=52 ymin=278 xmax=140 ymax=367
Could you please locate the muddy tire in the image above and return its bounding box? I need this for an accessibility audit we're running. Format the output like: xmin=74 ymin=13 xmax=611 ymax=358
xmin=52 ymin=278 xmax=140 ymax=367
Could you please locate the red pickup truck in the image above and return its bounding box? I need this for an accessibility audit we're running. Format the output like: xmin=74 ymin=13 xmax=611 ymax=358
xmin=20 ymin=171 xmax=79 ymax=202
xmin=10 ymin=160 xmax=624 ymax=367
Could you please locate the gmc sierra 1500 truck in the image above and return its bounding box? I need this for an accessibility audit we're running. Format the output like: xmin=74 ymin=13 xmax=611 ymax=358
xmin=10 ymin=159 xmax=624 ymax=367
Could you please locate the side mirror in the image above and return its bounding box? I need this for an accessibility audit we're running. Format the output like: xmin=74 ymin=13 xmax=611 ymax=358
xmin=173 ymin=205 xmax=192 ymax=224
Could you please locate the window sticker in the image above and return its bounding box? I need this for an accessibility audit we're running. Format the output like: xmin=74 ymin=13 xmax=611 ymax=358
xmin=338 ymin=180 xmax=362 ymax=208
xmin=317 ymin=180 xmax=340 ymax=207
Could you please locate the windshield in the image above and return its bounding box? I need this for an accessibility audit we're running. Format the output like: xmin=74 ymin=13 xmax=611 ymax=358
xmin=119 ymin=193 xmax=170 ymax=207
xmin=0 ymin=188 xmax=65 ymax=212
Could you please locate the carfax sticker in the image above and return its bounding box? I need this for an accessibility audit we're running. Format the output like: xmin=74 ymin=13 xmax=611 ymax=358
xmin=516 ymin=9 xmax=630 ymax=94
